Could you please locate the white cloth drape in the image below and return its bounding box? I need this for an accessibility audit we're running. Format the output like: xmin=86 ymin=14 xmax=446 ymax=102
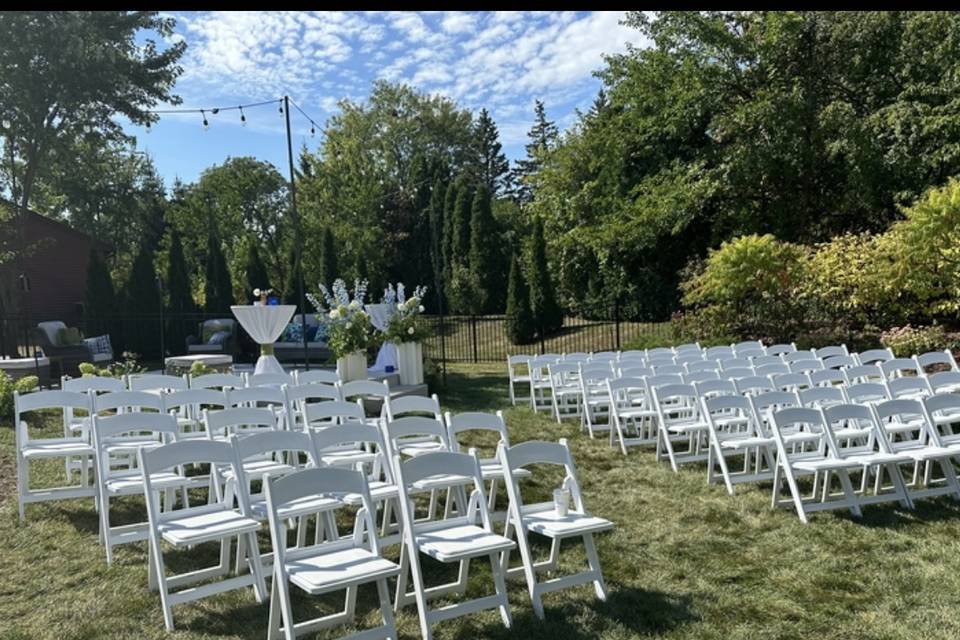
xmin=365 ymin=303 xmax=398 ymax=374
xmin=231 ymin=305 xmax=295 ymax=375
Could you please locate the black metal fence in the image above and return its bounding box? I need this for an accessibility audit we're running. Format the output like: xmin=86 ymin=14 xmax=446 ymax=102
xmin=0 ymin=307 xmax=673 ymax=368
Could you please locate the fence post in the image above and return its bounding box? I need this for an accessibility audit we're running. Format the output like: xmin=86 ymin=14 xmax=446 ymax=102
xmin=438 ymin=313 xmax=447 ymax=386
xmin=615 ymin=297 xmax=621 ymax=351
xmin=538 ymin=313 xmax=545 ymax=355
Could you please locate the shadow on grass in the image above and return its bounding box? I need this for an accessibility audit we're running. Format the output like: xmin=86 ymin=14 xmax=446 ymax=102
xmin=438 ymin=370 xmax=506 ymax=412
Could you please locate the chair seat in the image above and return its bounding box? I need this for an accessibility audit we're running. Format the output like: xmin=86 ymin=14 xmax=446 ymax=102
xmin=478 ymin=461 xmax=531 ymax=481
xmin=893 ymin=445 xmax=958 ymax=462
xmin=523 ymin=510 xmax=613 ymax=538
xmin=618 ymin=407 xmax=656 ymax=419
xmin=667 ymin=421 xmax=708 ymax=434
xmin=159 ymin=508 xmax=261 ymax=546
xmin=415 ymin=524 xmax=515 ymax=562
xmin=223 ymin=459 xmax=295 ymax=480
xmin=843 ymin=451 xmax=914 ymax=466
xmin=719 ymin=435 xmax=773 ymax=450
xmin=287 ymin=547 xmax=400 ymax=594
xmin=319 ymin=449 xmax=378 ymax=468
xmin=105 ymin=470 xmax=187 ymax=495
xmin=398 ymin=442 xmax=445 ymax=458
xmin=344 ymin=480 xmax=399 ymax=505
xmin=22 ymin=438 xmax=94 ymax=459
xmin=250 ymin=493 xmax=341 ymax=520
xmin=102 ymin=437 xmax=163 ymax=455
xmin=792 ymin=456 xmax=864 ymax=472
xmin=512 ymin=375 xmax=531 ymax=383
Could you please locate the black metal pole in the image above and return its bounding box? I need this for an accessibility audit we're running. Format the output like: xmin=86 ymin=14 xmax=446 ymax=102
xmin=157 ymin=276 xmax=165 ymax=364
xmin=283 ymin=95 xmax=310 ymax=371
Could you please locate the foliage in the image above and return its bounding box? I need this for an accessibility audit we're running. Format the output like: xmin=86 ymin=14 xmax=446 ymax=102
xmin=123 ymin=244 xmax=161 ymax=357
xmin=308 ymin=278 xmax=376 ymax=358
xmin=203 ymin=229 xmax=234 ymax=313
xmin=681 ymin=234 xmax=809 ymax=340
xmin=188 ymin=360 xmax=216 ymax=377
xmin=468 ymin=108 xmax=511 ymax=196
xmin=527 ymin=217 xmax=563 ymax=335
xmin=467 ymin=186 xmax=504 ymax=313
xmin=880 ymin=324 xmax=953 ymax=357
xmin=0 ymin=371 xmax=38 ymax=420
xmin=382 ymin=283 xmax=430 ymax=343
xmin=505 ymin=252 xmax=535 ymax=345
xmin=510 ymin=100 xmax=559 ymax=204
xmin=0 ymin=11 xmax=185 ymax=212
xmin=317 ymin=227 xmax=338 ymax=293
xmin=446 ymin=264 xmax=484 ymax=316
xmin=83 ymin=249 xmax=115 ymax=339
xmin=78 ymin=351 xmax=146 ymax=378
xmin=428 ymin=180 xmax=447 ymax=312
xmin=240 ymin=239 xmax=270 ymax=305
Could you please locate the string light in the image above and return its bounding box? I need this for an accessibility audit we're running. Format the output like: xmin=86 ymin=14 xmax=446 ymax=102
xmin=278 ymin=100 xmax=284 ymax=115
xmin=201 ymin=109 xmax=209 ymax=130
xmin=239 ymin=106 xmax=246 ymax=126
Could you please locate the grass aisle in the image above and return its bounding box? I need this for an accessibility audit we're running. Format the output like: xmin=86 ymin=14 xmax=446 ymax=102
xmin=3 ymin=363 xmax=960 ymax=639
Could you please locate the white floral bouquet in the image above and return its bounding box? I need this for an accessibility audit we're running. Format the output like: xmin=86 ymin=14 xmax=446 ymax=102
xmin=382 ymin=283 xmax=430 ymax=343
xmin=307 ymin=279 xmax=376 ymax=358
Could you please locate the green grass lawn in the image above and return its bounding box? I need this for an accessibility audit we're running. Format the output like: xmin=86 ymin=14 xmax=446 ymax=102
xmin=4 ymin=363 xmax=960 ymax=639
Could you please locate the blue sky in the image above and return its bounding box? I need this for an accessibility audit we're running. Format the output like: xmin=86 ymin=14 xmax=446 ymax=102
xmin=128 ymin=11 xmax=645 ymax=187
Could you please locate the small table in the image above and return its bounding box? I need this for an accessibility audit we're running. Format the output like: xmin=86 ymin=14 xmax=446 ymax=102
xmin=231 ymin=305 xmax=295 ymax=376
xmin=0 ymin=356 xmax=50 ymax=386
xmin=164 ymin=354 xmax=233 ymax=376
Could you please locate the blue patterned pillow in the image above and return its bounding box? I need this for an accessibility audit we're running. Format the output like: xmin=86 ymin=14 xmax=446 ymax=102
xmin=314 ymin=323 xmax=329 ymax=341
xmin=208 ymin=330 xmax=230 ymax=345
xmin=284 ymin=322 xmax=304 ymax=343
xmin=83 ymin=334 xmax=112 ymax=355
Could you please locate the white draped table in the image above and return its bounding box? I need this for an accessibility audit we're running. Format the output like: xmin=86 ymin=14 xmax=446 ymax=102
xmin=231 ymin=305 xmax=295 ymax=375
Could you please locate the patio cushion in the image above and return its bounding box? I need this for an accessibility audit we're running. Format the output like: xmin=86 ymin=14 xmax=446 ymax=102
xmin=84 ymin=335 xmax=112 ymax=355
xmin=57 ymin=327 xmax=83 ymax=346
xmin=208 ymin=331 xmax=230 ymax=345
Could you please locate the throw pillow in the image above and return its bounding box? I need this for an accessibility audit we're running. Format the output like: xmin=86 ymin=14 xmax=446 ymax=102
xmin=83 ymin=335 xmax=112 ymax=355
xmin=284 ymin=322 xmax=304 ymax=343
xmin=57 ymin=327 xmax=83 ymax=345
xmin=305 ymin=325 xmax=319 ymax=343
xmin=314 ymin=323 xmax=329 ymax=341
xmin=208 ymin=330 xmax=230 ymax=345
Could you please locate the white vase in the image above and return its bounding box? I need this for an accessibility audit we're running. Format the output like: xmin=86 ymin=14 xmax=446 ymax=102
xmin=397 ymin=341 xmax=424 ymax=385
xmin=337 ymin=351 xmax=367 ymax=382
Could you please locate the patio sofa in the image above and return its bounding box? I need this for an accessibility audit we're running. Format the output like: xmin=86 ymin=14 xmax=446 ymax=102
xmin=185 ymin=318 xmax=237 ymax=356
xmin=34 ymin=320 xmax=113 ymax=377
xmin=274 ymin=314 xmax=332 ymax=363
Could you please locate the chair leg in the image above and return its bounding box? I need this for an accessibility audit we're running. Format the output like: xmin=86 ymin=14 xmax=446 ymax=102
xmin=376 ymin=578 xmax=398 ymax=639
xmin=489 ymin=552 xmax=513 ymax=628
xmin=583 ymin=532 xmax=608 ymax=601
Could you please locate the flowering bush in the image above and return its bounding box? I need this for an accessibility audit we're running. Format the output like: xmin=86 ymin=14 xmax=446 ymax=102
xmin=880 ymin=324 xmax=953 ymax=357
xmin=308 ymin=279 xmax=376 ymax=358
xmin=0 ymin=371 xmax=39 ymax=420
xmin=382 ymin=283 xmax=430 ymax=343
xmin=78 ymin=352 xmax=146 ymax=378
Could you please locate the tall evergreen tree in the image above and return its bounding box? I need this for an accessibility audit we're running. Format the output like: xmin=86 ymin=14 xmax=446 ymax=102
xmin=165 ymin=228 xmax=195 ymax=353
xmin=468 ymin=186 xmax=504 ymax=312
xmin=451 ymin=182 xmax=473 ymax=263
xmin=241 ymin=239 xmax=270 ymax=303
xmin=469 ymin=108 xmax=510 ymax=196
xmin=319 ymin=227 xmax=338 ymax=288
xmin=428 ymin=180 xmax=448 ymax=312
xmin=505 ymin=251 xmax=535 ymax=344
xmin=510 ymin=100 xmax=559 ymax=203
xmin=124 ymin=244 xmax=162 ymax=358
xmin=282 ymin=245 xmax=301 ymax=306
xmin=528 ymin=217 xmax=563 ymax=334
xmin=441 ymin=180 xmax=458 ymax=290
xmin=203 ymin=229 xmax=234 ymax=313
xmin=83 ymin=248 xmax=115 ymax=339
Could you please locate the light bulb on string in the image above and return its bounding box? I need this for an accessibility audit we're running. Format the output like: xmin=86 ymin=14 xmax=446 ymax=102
xmin=145 ymin=121 xmax=151 ymax=134
xmin=201 ymin=109 xmax=209 ymax=130
xmin=239 ymin=106 xmax=246 ymax=126
xmin=278 ymin=100 xmax=284 ymax=115
xmin=310 ymin=124 xmax=315 ymax=136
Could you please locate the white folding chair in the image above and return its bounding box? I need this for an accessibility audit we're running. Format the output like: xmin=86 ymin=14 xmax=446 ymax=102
xmin=734 ymin=375 xmax=775 ymax=397
xmin=393 ymin=451 xmax=514 ymax=639
xmin=263 ymin=467 xmax=399 ymax=640
xmin=246 ymin=371 xmax=295 ymax=388
xmin=776 ymin=370 xmax=815 ymax=391
xmin=821 ymin=355 xmax=857 ymax=371
xmin=283 ymin=383 xmax=342 ymax=431
xmin=293 ymin=368 xmax=341 ymax=385
xmin=607 ymin=377 xmax=658 ymax=455
xmin=382 ymin=394 xmax=445 ymax=457
xmin=683 ymin=370 xmax=720 ymax=384
xmin=704 ymin=346 xmax=734 ymax=361
xmin=886 ymin=376 xmax=932 ymax=401
xmin=718 ymin=367 xmax=754 ymax=381
xmin=923 ymin=393 xmax=960 ymax=449
xmin=855 ymin=348 xmax=894 ymax=366
xmin=61 ymin=374 xmax=124 ymax=440
xmin=653 ymin=383 xmax=709 ymax=472
xmin=498 ymin=438 xmax=612 ymax=618
xmin=815 ymin=345 xmax=849 ymax=359
xmin=880 ymin=358 xmax=921 ymax=380
xmin=301 ymin=400 xmax=367 ymax=432
xmin=139 ymin=440 xmax=267 ymax=631
xmin=844 ymin=365 xmax=884 ymax=385
xmin=162 ymin=388 xmax=228 ymax=440
xmin=766 ymin=343 xmax=797 ymax=356
xmin=809 ymin=369 xmax=846 ymax=388
xmin=916 ymin=350 xmax=960 ymax=374
xmin=754 ymin=363 xmax=789 ymax=377
xmin=340 ymin=379 xmax=391 ymax=427
xmin=507 ymin=355 xmax=533 ymax=406
xmin=205 ymin=407 xmax=280 ymax=446
xmin=701 ymin=395 xmax=776 ymax=494
xmin=548 ymin=363 xmax=582 ymax=423
xmin=128 ymin=373 xmax=189 ymax=393
xmin=844 ymin=382 xmax=890 ymax=406
xmin=768 ymin=407 xmax=863 ymax=523
xmin=798 ymin=386 xmax=846 ymax=410
xmin=928 ymin=370 xmax=960 ymax=395
xmin=579 ymin=362 xmax=614 ymax=437
xmin=685 ymin=360 xmax=718 ymax=374
xmin=189 ymin=372 xmax=244 ymax=390
xmin=782 ymin=350 xmax=817 ymax=364
xmin=751 ymin=355 xmax=785 ymax=368
xmin=528 ymin=356 xmax=556 ymax=414
xmin=14 ymin=389 xmax=95 ymax=521
xmin=228 ymin=386 xmax=286 ymax=428
xmin=91 ymin=412 xmax=186 ymax=563
xmin=789 ymin=360 xmax=823 ymax=375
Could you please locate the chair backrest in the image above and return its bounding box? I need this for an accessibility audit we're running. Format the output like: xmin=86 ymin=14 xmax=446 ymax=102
xmin=204 ymin=407 xmax=278 ymax=439
xmin=283 ymin=382 xmax=342 ymax=405
xmin=768 ymin=407 xmax=829 ymax=456
xmin=782 ymin=350 xmax=817 ymax=364
xmin=844 ymin=365 xmax=883 ymax=385
xmin=62 ymin=375 xmax=125 ymax=394
xmin=14 ymin=389 xmax=92 ymax=444
xmin=311 ymin=423 xmax=388 ymax=472
xmin=445 ymin=411 xmax=510 ymax=462
xmin=754 ymin=363 xmax=789 ymax=377
xmin=652 ymin=384 xmax=700 ymax=418
xmin=771 ymin=372 xmax=811 ymax=392
xmin=843 ymin=382 xmax=889 ymax=405
xmin=685 ymin=360 xmax=719 ymax=373
xmin=293 ymin=369 xmax=341 ymax=385
xmin=789 ymin=360 xmax=823 ymax=374
xmin=815 ymin=345 xmax=848 ymax=359
xmin=734 ymin=376 xmax=775 ymax=397
xmin=383 ymin=393 xmax=442 ymax=422
xmin=548 ymin=363 xmax=580 ymax=388
xmin=246 ymin=372 xmax=294 ymax=388
xmin=644 ymin=374 xmax=683 ymax=393
xmin=915 ymin=350 xmax=960 ymax=373
xmin=589 ymin=352 xmax=619 ymax=364
xmin=646 ymin=347 xmax=675 ymax=360
xmin=751 ymin=355 xmax=784 ymax=368
xmin=886 ymin=376 xmax=932 ymax=400
xmin=821 ymin=403 xmax=881 ymax=453
xmin=394 ymin=450 xmax=490 ymax=533
xmin=734 ymin=340 xmax=764 ymax=352
xmin=302 ymin=400 xmax=366 ymax=429
xmin=701 ymin=395 xmax=757 ymax=433
xmin=189 ymin=373 xmax=244 ymax=390
xmin=382 ymin=415 xmax=449 ymax=460
xmin=607 ymin=377 xmax=649 ymax=409
xmin=809 ymin=369 xmax=846 ymax=388
xmin=228 ymin=386 xmax=285 ymax=409
xmin=674 ymin=342 xmax=702 ymax=354
xmin=92 ymin=413 xmax=179 ymax=477
xmin=674 ymin=353 xmax=705 ymax=367
xmin=856 ymin=348 xmax=894 ymax=365
xmin=498 ymin=438 xmax=583 ymax=514
xmin=232 ymin=430 xmax=319 ymax=480
xmin=821 ymin=355 xmax=856 ymax=370
xmin=766 ymin=343 xmax=797 ymax=356
xmin=340 ymin=379 xmax=390 ymax=401
xmin=694 ymin=379 xmax=736 ymax=399
xmin=619 ymin=365 xmax=653 ymax=379
xmin=263 ymin=467 xmax=380 ymax=571
xmin=923 ymin=393 xmax=960 ymax=445
xmin=719 ymin=357 xmax=752 ymax=371
xmin=683 ymin=370 xmax=720 ymax=384
xmin=798 ymin=386 xmax=846 ymax=409
xmin=718 ymin=367 xmax=754 ymax=381
xmin=880 ymin=358 xmax=920 ymax=380
xmin=871 ymin=399 xmax=934 ymax=449
xmin=94 ymin=390 xmax=164 ymax=414
xmin=645 ymin=355 xmax=676 ymax=368
xmin=579 ymin=363 xmax=615 ymax=384
xmin=562 ymin=353 xmax=590 ymax=364
xmin=651 ymin=363 xmax=685 ymax=376
xmin=128 ymin=374 xmax=188 ymax=393
xmin=704 ymin=346 xmax=735 ymax=360
xmin=749 ymin=391 xmax=801 ymax=432
xmin=928 ymin=370 xmax=960 ymax=394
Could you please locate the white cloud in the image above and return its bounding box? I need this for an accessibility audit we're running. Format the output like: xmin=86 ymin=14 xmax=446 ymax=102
xmin=440 ymin=12 xmax=475 ymax=34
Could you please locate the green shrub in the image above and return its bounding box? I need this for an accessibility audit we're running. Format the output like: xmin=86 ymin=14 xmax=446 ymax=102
xmin=189 ymin=360 xmax=216 ymax=377
xmin=78 ymin=352 xmax=146 ymax=379
xmin=505 ymin=253 xmax=536 ymax=345
xmin=1 ymin=372 xmax=39 ymax=421
xmin=880 ymin=324 xmax=954 ymax=357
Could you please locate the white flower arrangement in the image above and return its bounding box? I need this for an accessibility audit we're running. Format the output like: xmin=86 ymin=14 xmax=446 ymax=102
xmin=381 ymin=282 xmax=430 ymax=343
xmin=308 ymin=279 xmax=375 ymax=358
